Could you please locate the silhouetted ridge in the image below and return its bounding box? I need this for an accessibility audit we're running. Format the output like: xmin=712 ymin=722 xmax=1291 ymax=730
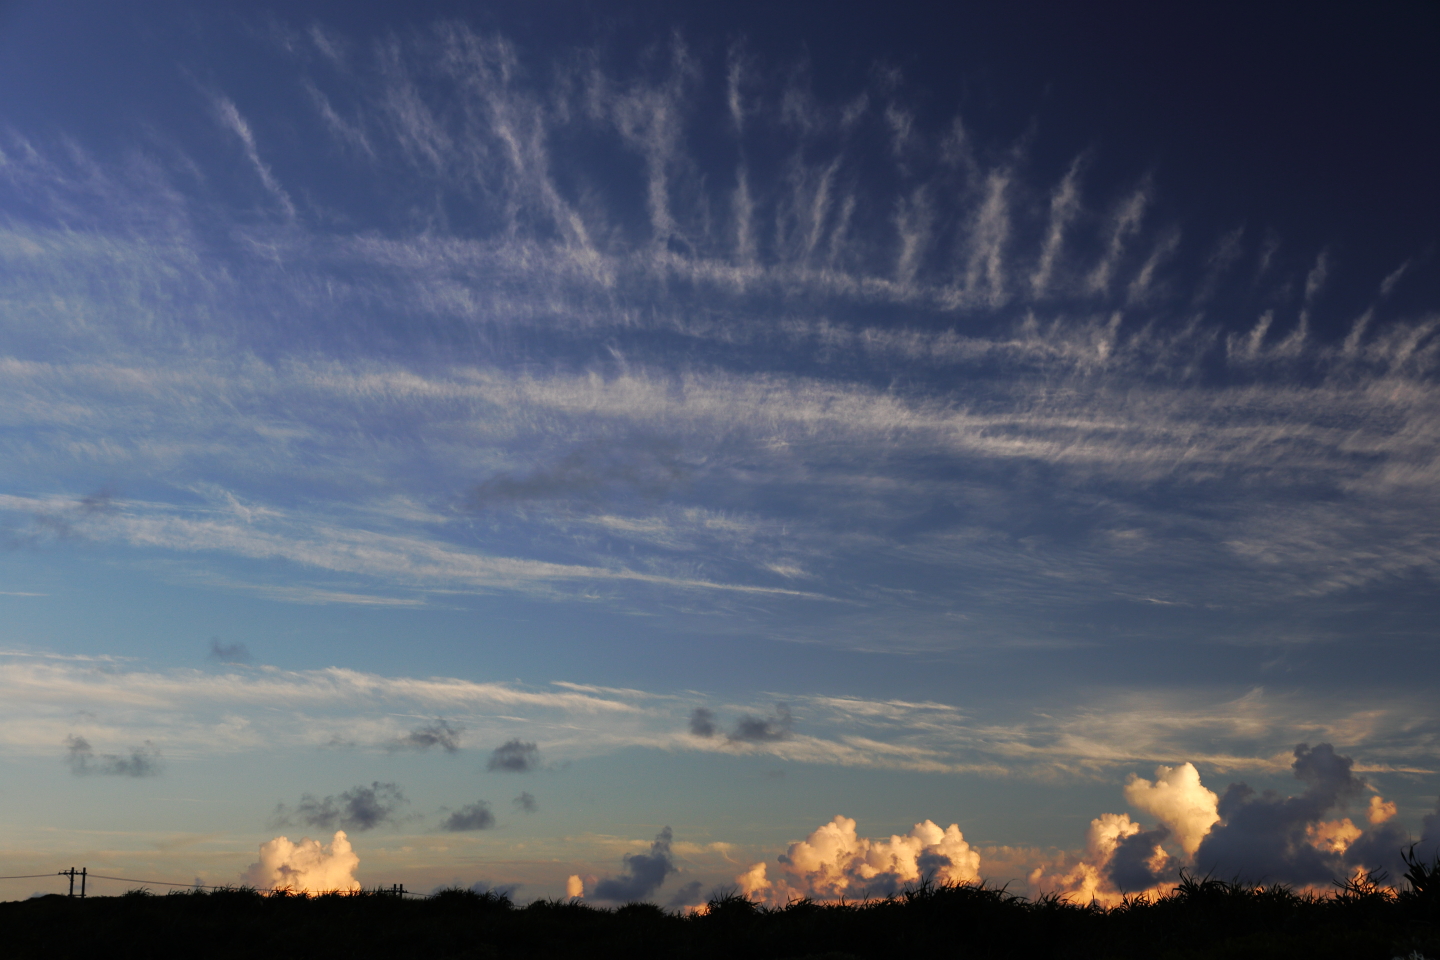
xmin=2 ymin=860 xmax=1439 ymax=959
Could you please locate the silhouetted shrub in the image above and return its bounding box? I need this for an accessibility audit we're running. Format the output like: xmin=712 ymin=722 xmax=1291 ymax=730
xmin=2 ymin=857 xmax=1438 ymax=959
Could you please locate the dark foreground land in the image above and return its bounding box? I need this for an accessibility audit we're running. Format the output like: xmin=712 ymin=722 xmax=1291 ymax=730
xmin=3 ymin=869 xmax=1438 ymax=960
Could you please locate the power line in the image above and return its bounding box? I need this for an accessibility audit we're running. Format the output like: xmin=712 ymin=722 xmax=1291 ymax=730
xmin=85 ymin=874 xmax=233 ymax=890
xmin=4 ymin=869 xmax=434 ymax=898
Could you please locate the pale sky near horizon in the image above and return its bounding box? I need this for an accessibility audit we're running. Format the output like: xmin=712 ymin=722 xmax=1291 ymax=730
xmin=1 ymin=0 xmax=1437 ymax=904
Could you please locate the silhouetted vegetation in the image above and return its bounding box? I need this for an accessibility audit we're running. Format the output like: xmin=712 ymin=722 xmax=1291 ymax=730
xmin=4 ymin=856 xmax=1438 ymax=960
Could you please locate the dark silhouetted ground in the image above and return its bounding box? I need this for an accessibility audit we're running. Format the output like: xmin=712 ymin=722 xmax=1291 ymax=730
xmin=2 ymin=861 xmax=1437 ymax=959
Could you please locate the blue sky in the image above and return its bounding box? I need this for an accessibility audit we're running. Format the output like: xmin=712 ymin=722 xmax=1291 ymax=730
xmin=1 ymin=0 xmax=1437 ymax=903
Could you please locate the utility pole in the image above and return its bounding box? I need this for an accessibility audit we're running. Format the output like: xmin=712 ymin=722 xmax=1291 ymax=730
xmin=60 ymin=867 xmax=88 ymax=898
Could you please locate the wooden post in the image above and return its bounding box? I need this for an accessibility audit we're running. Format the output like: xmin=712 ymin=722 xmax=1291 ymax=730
xmin=64 ymin=868 xmax=75 ymax=897
xmin=81 ymin=867 xmax=87 ymax=899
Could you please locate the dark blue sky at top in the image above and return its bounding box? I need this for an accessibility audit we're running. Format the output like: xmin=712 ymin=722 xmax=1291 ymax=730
xmin=2 ymin=0 xmax=1436 ymax=335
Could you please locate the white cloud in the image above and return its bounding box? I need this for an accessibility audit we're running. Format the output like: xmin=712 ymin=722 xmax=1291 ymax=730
xmin=737 ymin=815 xmax=980 ymax=904
xmin=243 ymin=831 xmax=361 ymax=892
xmin=211 ymin=96 xmax=295 ymax=218
xmin=1122 ymin=763 xmax=1219 ymax=856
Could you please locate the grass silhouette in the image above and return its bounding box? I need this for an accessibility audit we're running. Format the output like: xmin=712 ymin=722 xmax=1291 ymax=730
xmin=2 ymin=855 xmax=1438 ymax=959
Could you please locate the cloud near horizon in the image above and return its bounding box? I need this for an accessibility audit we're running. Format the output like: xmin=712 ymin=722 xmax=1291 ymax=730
xmin=243 ymin=831 xmax=361 ymax=893
xmin=4 ymin=657 xmax=1436 ymax=782
xmin=1028 ymin=745 xmax=1419 ymax=904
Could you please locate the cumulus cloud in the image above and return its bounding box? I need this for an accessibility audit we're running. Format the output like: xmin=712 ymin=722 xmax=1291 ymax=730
xmin=442 ymin=801 xmax=495 ymax=831
xmin=738 ymin=815 xmax=980 ymax=904
xmin=276 ymin=782 xmax=408 ymax=832
xmin=1123 ymin=762 xmax=1220 ymax=856
xmin=513 ymin=791 xmax=537 ymax=813
xmin=590 ymin=826 xmax=678 ymax=902
xmin=1030 ymin=812 xmax=1170 ymax=904
xmin=1106 ymin=824 xmax=1172 ymax=892
xmin=243 ymin=830 xmax=360 ymax=893
xmin=64 ymin=735 xmax=162 ymax=777
xmin=207 ymin=640 xmax=250 ymax=664
xmin=393 ymin=719 xmax=462 ymax=753
xmin=1365 ymin=795 xmax=1397 ymax=825
xmin=1035 ymin=745 xmax=1414 ymax=903
xmin=688 ymin=707 xmax=716 ymax=738
xmin=728 ymin=704 xmax=792 ymax=743
xmin=487 ymin=739 xmax=539 ymax=772
xmin=1193 ymin=743 xmax=1406 ymax=886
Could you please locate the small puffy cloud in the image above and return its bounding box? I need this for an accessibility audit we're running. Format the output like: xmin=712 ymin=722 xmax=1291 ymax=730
xmin=65 ymin=735 xmax=162 ymax=777
xmin=728 ymin=704 xmax=792 ymax=743
xmin=1366 ymin=795 xmax=1397 ymax=824
xmin=243 ymin=831 xmax=360 ymax=893
xmin=393 ymin=719 xmax=462 ymax=754
xmin=591 ymin=827 xmax=678 ymax=902
xmin=688 ymin=707 xmax=716 ymax=738
xmin=442 ymin=801 xmax=495 ymax=832
xmin=513 ymin=791 xmax=537 ymax=813
xmin=208 ymin=639 xmax=250 ymax=664
xmin=738 ymin=815 xmax=980 ymax=905
xmin=565 ymin=874 xmax=584 ymax=898
xmin=487 ymin=739 xmax=539 ymax=772
xmin=277 ymin=781 xmax=408 ymax=832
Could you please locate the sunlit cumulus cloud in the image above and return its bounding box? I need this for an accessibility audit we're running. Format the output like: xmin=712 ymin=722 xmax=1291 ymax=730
xmin=738 ymin=816 xmax=980 ymax=904
xmin=1123 ymin=763 xmax=1220 ymax=857
xmin=243 ymin=831 xmax=361 ymax=893
xmin=1029 ymin=745 xmax=1415 ymax=905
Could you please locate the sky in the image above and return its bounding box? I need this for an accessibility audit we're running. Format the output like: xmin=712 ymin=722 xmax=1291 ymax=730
xmin=1 ymin=0 xmax=1437 ymax=904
